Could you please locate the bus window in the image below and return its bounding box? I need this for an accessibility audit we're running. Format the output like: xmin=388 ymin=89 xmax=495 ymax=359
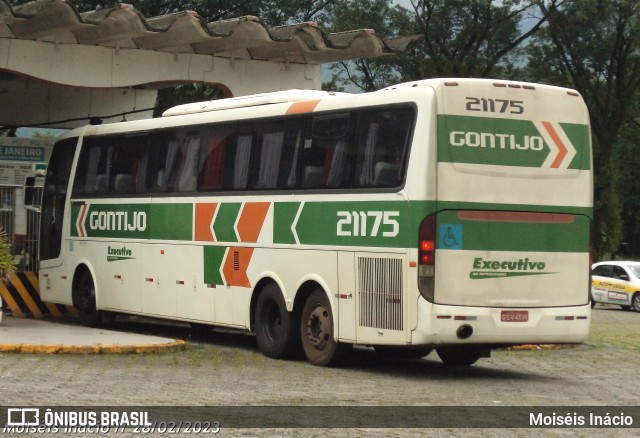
xmin=198 ymin=135 xmax=227 ymax=191
xmin=302 ymin=114 xmax=352 ymax=188
xmin=356 ymin=107 xmax=414 ymax=188
xmin=149 ymin=130 xmax=200 ymax=193
xmin=72 ymin=137 xmax=110 ymax=195
xmin=252 ymin=119 xmax=304 ymax=190
xmin=229 ymin=134 xmax=253 ymax=190
xmin=109 ymin=134 xmax=149 ymax=194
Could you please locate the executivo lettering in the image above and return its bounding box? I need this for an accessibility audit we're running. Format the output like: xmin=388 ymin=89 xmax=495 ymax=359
xmin=107 ymin=246 xmax=134 ymax=262
xmin=470 ymin=257 xmax=554 ymax=280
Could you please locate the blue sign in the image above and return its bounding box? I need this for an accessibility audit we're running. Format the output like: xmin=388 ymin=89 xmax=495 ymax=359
xmin=0 ymin=146 xmax=46 ymax=162
xmin=440 ymin=224 xmax=463 ymax=249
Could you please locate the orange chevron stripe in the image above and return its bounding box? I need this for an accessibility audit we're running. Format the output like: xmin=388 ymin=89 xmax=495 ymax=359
xmin=222 ymin=247 xmax=254 ymax=288
xmin=542 ymin=121 xmax=568 ymax=168
xmin=237 ymin=202 xmax=270 ymax=243
xmin=194 ymin=203 xmax=218 ymax=241
xmin=286 ymin=99 xmax=321 ymax=114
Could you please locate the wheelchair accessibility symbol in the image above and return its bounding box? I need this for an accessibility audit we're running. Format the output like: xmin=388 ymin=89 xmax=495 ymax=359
xmin=440 ymin=224 xmax=463 ymax=249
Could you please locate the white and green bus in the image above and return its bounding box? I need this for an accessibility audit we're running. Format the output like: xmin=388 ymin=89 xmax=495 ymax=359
xmin=39 ymin=78 xmax=593 ymax=366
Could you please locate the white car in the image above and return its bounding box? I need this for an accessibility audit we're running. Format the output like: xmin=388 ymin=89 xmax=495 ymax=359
xmin=591 ymin=261 xmax=640 ymax=311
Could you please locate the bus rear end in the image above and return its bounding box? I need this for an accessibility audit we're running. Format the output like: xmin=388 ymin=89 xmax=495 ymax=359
xmin=418 ymin=79 xmax=592 ymax=350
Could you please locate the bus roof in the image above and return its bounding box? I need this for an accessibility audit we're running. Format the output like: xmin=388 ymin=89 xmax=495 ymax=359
xmin=162 ymin=89 xmax=350 ymax=117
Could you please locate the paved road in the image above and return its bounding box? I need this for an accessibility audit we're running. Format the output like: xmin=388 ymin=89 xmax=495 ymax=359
xmin=1 ymin=305 xmax=638 ymax=436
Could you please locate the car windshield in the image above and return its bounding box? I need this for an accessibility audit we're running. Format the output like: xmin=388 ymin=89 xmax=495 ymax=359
xmin=624 ymin=264 xmax=640 ymax=278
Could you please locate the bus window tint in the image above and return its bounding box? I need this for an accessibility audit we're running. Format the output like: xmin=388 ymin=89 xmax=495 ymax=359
xmin=356 ymin=107 xmax=414 ymax=188
xmin=109 ymin=134 xmax=148 ymax=194
xmin=164 ymin=131 xmax=200 ymax=193
xmin=72 ymin=137 xmax=110 ymax=195
xmin=74 ymin=134 xmax=150 ymax=195
xmin=228 ymin=134 xmax=253 ymax=190
xmin=302 ymin=114 xmax=352 ymax=188
xmin=198 ymin=134 xmax=228 ymax=191
xmin=197 ymin=125 xmax=253 ymax=192
xmin=252 ymin=119 xmax=304 ymax=190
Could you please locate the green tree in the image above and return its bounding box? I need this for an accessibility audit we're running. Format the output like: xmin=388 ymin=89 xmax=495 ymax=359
xmin=327 ymin=0 xmax=557 ymax=91
xmin=0 ymin=228 xmax=16 ymax=283
xmin=527 ymin=0 xmax=640 ymax=258
xmin=616 ymin=103 xmax=640 ymax=259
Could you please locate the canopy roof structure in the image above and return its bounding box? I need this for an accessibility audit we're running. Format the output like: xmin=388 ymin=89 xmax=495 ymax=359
xmin=0 ymin=0 xmax=418 ymax=128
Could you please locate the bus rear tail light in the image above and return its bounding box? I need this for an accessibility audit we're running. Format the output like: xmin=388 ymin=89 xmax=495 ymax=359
xmin=418 ymin=214 xmax=436 ymax=302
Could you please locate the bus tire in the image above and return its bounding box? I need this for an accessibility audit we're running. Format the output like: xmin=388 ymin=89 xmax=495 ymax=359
xmin=255 ymin=283 xmax=299 ymax=359
xmin=436 ymin=347 xmax=482 ymax=366
xmin=632 ymin=293 xmax=640 ymax=312
xmin=75 ymin=271 xmax=102 ymax=328
xmin=300 ymin=289 xmax=348 ymax=367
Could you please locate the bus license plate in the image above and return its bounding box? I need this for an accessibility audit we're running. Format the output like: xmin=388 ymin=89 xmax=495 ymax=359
xmin=501 ymin=310 xmax=528 ymax=322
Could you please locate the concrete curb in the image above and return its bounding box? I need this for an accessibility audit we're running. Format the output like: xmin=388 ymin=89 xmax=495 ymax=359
xmin=505 ymin=344 xmax=578 ymax=350
xmin=0 ymin=340 xmax=186 ymax=354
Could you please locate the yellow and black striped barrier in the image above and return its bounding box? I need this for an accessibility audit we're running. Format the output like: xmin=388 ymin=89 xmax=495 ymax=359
xmin=0 ymin=271 xmax=76 ymax=318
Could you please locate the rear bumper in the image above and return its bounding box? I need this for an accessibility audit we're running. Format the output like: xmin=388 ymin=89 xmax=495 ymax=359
xmin=411 ymin=298 xmax=590 ymax=346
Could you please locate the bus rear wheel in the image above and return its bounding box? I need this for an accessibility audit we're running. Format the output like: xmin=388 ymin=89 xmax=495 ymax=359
xmin=255 ymin=283 xmax=300 ymax=359
xmin=75 ymin=271 xmax=102 ymax=328
xmin=300 ymin=289 xmax=348 ymax=366
xmin=436 ymin=346 xmax=482 ymax=366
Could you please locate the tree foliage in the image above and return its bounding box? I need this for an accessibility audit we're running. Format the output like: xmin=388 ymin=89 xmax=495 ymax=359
xmin=326 ymin=0 xmax=558 ymax=91
xmin=0 ymin=228 xmax=16 ymax=283
xmin=527 ymin=0 xmax=640 ymax=258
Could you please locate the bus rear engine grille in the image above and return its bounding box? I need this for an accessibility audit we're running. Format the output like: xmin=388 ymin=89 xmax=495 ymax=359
xmin=358 ymin=257 xmax=403 ymax=331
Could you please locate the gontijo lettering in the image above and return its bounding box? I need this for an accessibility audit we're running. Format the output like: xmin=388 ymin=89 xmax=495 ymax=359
xmin=89 ymin=211 xmax=147 ymax=231
xmin=449 ymin=131 xmax=545 ymax=150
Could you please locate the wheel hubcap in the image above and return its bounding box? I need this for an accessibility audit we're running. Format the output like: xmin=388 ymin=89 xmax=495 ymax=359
xmin=306 ymin=306 xmax=330 ymax=349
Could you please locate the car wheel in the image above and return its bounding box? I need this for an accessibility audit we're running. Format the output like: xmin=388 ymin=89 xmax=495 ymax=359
xmin=632 ymin=293 xmax=640 ymax=312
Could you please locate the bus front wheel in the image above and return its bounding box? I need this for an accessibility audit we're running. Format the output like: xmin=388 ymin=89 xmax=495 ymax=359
xmin=255 ymin=283 xmax=300 ymax=359
xmin=436 ymin=346 xmax=482 ymax=366
xmin=300 ymin=289 xmax=348 ymax=366
xmin=74 ymin=271 xmax=102 ymax=328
